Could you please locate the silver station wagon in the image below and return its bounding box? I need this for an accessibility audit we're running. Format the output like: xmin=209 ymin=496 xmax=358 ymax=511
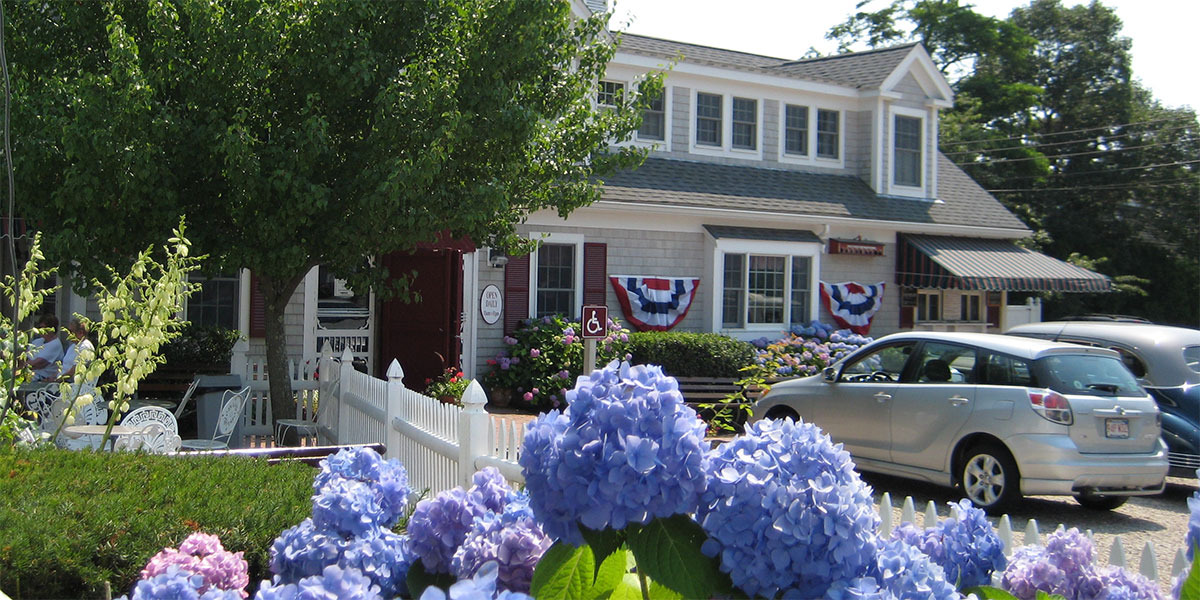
xmin=750 ymin=331 xmax=1168 ymax=513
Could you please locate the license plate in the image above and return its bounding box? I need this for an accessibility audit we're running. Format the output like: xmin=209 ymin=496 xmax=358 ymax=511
xmin=1106 ymin=418 xmax=1129 ymax=439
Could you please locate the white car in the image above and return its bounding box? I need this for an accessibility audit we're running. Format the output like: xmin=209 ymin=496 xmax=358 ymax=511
xmin=750 ymin=331 xmax=1168 ymax=512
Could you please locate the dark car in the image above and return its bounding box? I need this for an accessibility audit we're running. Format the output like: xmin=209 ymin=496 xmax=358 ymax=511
xmin=1006 ymin=321 xmax=1200 ymax=477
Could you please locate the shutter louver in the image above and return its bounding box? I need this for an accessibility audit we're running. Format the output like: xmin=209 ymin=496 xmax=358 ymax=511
xmin=583 ymin=242 xmax=607 ymax=306
xmin=249 ymin=273 xmax=266 ymax=338
xmin=503 ymin=255 xmax=530 ymax=335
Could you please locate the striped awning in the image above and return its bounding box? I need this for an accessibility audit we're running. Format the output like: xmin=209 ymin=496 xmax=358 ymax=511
xmin=896 ymin=234 xmax=1112 ymax=293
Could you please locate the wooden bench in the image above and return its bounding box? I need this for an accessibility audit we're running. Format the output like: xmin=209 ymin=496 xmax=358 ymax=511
xmin=674 ymin=376 xmax=768 ymax=430
xmin=172 ymin=442 xmax=388 ymax=467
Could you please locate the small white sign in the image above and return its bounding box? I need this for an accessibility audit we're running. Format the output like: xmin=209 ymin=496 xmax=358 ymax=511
xmin=480 ymin=284 xmax=503 ymax=325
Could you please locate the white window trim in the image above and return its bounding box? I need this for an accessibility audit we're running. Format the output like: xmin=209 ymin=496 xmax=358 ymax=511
xmin=690 ymin=91 xmax=763 ymax=160
xmin=709 ymin=238 xmax=821 ymax=335
xmin=527 ymin=231 xmax=585 ymax=320
xmin=633 ymin=83 xmax=671 ymax=146
xmin=814 ymin=108 xmax=843 ymax=165
xmin=777 ymin=104 xmax=846 ymax=168
xmin=887 ymin=105 xmax=929 ymax=198
xmin=597 ymin=79 xmax=625 ymax=109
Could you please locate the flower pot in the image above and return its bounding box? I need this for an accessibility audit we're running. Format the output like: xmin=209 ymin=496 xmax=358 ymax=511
xmin=438 ymin=395 xmax=457 ymax=405
xmin=488 ymin=387 xmax=512 ymax=409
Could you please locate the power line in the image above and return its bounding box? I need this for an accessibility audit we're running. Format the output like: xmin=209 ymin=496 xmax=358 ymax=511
xmin=987 ymin=178 xmax=1198 ymax=193
xmin=941 ymin=124 xmax=1197 ymax=157
xmin=941 ymin=115 xmax=1195 ymax=148
xmin=952 ymin=138 xmax=1198 ymax=166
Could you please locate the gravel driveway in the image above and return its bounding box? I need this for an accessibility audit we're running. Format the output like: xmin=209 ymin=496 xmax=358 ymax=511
xmin=864 ymin=472 xmax=1197 ymax=592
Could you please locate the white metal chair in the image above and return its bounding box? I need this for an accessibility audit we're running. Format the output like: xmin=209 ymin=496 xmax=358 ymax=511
xmin=114 ymin=422 xmax=182 ymax=454
xmin=28 ymin=385 xmax=108 ymax=450
xmin=274 ymin=391 xmax=321 ymax=447
xmin=120 ymin=405 xmax=179 ymax=437
xmin=181 ymin=386 xmax=250 ymax=451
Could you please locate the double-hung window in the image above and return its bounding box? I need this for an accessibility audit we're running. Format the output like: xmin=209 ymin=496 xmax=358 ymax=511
xmin=894 ymin=114 xmax=923 ymax=187
xmin=916 ymin=290 xmax=941 ymax=322
xmin=732 ymin=97 xmax=757 ymax=150
xmin=638 ymin=88 xmax=665 ymax=141
xmin=696 ymin=92 xmax=723 ymax=147
xmin=784 ymin=104 xmax=809 ymax=156
xmin=816 ymin=109 xmax=840 ymax=159
xmin=597 ymin=80 xmax=624 ymax=108
xmin=960 ymin=293 xmax=982 ymax=322
xmin=188 ymin=272 xmax=241 ymax=330
xmin=535 ymin=243 xmax=576 ymax=318
xmin=721 ymin=254 xmax=814 ymax=328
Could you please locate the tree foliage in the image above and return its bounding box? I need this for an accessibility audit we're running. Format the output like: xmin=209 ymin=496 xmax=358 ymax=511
xmin=6 ymin=0 xmax=659 ymax=415
xmin=830 ymin=0 xmax=1199 ymax=325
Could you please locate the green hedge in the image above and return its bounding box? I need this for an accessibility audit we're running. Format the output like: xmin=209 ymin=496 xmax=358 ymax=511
xmin=626 ymin=332 xmax=756 ymax=378
xmin=0 ymin=448 xmax=314 ymax=599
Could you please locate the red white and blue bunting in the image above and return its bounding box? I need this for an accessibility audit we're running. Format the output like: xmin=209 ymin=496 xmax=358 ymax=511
xmin=819 ymin=281 xmax=885 ymax=335
xmin=609 ymin=276 xmax=700 ymax=332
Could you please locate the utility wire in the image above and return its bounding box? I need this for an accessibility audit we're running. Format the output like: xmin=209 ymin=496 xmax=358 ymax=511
xmin=952 ymin=138 xmax=1199 ymax=166
xmin=941 ymin=124 xmax=1198 ymax=157
xmin=941 ymin=115 xmax=1196 ymax=148
xmin=988 ymin=179 xmax=1198 ymax=193
xmin=967 ymin=159 xmax=1200 ymax=179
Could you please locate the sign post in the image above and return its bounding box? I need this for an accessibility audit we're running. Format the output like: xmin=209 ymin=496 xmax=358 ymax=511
xmin=580 ymin=305 xmax=607 ymax=375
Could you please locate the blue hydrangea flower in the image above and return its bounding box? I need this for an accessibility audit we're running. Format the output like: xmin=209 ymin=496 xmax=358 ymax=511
xmin=451 ymin=499 xmax=552 ymax=593
xmin=255 ymin=565 xmax=383 ymax=600
xmin=519 ymin=361 xmax=709 ymax=545
xmin=825 ymin=577 xmax=891 ymax=600
xmin=471 ymin=468 xmax=517 ymax=514
xmin=1188 ymin=490 xmax=1200 ymax=560
xmin=696 ymin=418 xmax=880 ymax=599
xmin=1172 ymin=565 xmax=1190 ymax=600
xmin=889 ymin=499 xmax=1006 ymax=588
xmin=120 ymin=565 xmax=243 ymax=600
xmin=867 ymin=538 xmax=958 ymax=600
xmin=418 ymin=562 xmax=535 ymax=600
xmin=313 ymin=447 xmax=410 ymax=529
xmin=1001 ymin=545 xmax=1070 ymax=599
xmin=341 ymin=531 xmax=412 ymax=599
xmin=1090 ymin=566 xmax=1165 ymax=600
xmin=406 ymin=487 xmax=491 ymax=574
xmin=269 ymin=519 xmax=351 ymax=584
xmin=310 ymin=478 xmax=386 ymax=538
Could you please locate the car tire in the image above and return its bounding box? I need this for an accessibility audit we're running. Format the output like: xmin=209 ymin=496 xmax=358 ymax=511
xmin=960 ymin=443 xmax=1021 ymax=514
xmin=1073 ymin=491 xmax=1129 ymax=511
xmin=764 ymin=406 xmax=800 ymax=422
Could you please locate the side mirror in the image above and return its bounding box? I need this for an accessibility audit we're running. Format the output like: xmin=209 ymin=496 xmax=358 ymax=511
xmin=822 ymin=366 xmax=838 ymax=382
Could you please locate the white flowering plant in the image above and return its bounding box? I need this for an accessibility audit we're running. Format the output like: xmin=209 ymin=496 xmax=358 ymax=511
xmin=0 ymin=234 xmax=58 ymax=443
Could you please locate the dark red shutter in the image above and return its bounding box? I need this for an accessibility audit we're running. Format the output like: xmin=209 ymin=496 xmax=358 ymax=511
xmin=987 ymin=305 xmax=1001 ymax=329
xmin=582 ymin=242 xmax=607 ymax=306
xmin=503 ymin=255 xmax=530 ymax=335
xmin=249 ymin=273 xmax=266 ymax=338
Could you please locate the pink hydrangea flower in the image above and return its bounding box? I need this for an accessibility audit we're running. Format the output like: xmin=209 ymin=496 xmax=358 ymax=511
xmin=140 ymin=532 xmax=249 ymax=598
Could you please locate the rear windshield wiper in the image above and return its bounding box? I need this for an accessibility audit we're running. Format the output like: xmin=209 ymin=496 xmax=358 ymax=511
xmin=1086 ymin=383 xmax=1120 ymax=394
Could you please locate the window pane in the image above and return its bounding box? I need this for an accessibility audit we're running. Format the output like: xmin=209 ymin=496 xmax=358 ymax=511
xmin=722 ymin=254 xmax=744 ymax=328
xmin=637 ymin=88 xmax=665 ymax=140
xmin=784 ymin=104 xmax=808 ymax=155
xmin=189 ymin=274 xmax=240 ymax=331
xmin=597 ymin=81 xmax=624 ymax=107
xmin=536 ymin=244 xmax=575 ymax=318
xmin=789 ymin=256 xmax=811 ymax=325
xmin=696 ymin=93 xmax=722 ymax=146
xmin=894 ymin=115 xmax=922 ymax=186
xmin=747 ymin=255 xmax=784 ymax=324
xmin=732 ymin=97 xmax=756 ymax=150
xmin=817 ymin=109 xmax=839 ymax=159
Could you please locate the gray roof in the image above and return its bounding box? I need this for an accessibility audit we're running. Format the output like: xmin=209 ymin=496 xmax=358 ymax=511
xmin=599 ymin=155 xmax=1029 ymax=233
xmin=617 ymin=33 xmax=918 ymax=89
xmin=703 ymin=225 xmax=822 ymax=243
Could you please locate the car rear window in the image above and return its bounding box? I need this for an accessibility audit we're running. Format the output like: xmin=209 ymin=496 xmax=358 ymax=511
xmin=1036 ymin=354 xmax=1143 ymax=396
xmin=1185 ymin=346 xmax=1200 ymax=374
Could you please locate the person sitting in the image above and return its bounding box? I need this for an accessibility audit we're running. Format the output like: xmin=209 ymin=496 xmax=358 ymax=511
xmin=23 ymin=314 xmax=63 ymax=382
xmin=60 ymin=317 xmax=95 ymax=383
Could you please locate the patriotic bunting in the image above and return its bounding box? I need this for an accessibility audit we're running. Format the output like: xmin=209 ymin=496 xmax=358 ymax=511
xmin=820 ymin=281 xmax=885 ymax=335
xmin=609 ymin=276 xmax=700 ymax=332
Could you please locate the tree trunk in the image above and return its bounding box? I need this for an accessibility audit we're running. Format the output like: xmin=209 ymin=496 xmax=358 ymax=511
xmin=258 ymin=272 xmax=306 ymax=446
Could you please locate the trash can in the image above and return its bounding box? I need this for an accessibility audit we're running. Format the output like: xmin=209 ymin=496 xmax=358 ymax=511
xmin=193 ymin=374 xmax=246 ymax=448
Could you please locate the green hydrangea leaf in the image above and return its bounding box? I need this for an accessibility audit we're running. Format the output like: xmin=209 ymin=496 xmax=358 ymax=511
xmin=580 ymin=525 xmax=624 ymax=565
xmin=586 ymin=548 xmax=630 ymax=600
xmin=606 ymin=574 xmax=644 ymax=600
xmin=962 ymin=586 xmax=1020 ymax=599
xmin=626 ymin=515 xmax=719 ymax=599
xmin=1181 ymin=550 xmax=1200 ymax=600
xmin=531 ymin=541 xmax=596 ymax=600
xmin=405 ymin=560 xmax=456 ymax=599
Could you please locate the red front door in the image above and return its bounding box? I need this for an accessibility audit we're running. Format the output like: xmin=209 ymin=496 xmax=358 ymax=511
xmin=376 ymin=249 xmax=463 ymax=389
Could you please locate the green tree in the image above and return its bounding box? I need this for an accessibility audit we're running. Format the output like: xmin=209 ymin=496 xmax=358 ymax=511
xmin=5 ymin=0 xmax=658 ymax=420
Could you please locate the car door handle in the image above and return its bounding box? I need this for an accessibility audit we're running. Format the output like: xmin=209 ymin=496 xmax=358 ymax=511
xmin=948 ymin=396 xmax=970 ymax=406
xmin=874 ymin=392 xmax=892 ymax=403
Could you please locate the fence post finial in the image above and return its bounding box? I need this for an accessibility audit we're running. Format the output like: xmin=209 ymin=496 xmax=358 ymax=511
xmin=459 ymin=380 xmax=490 ymax=488
xmin=387 ymin=359 xmax=404 ymax=381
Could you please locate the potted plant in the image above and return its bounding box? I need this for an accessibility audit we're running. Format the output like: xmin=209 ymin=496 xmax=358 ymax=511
xmin=422 ymin=367 xmax=471 ymax=406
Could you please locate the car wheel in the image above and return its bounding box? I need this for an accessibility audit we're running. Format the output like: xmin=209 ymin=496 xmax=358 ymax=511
xmin=961 ymin=443 xmax=1021 ymax=514
xmin=1074 ymin=491 xmax=1129 ymax=511
xmin=764 ymin=406 xmax=800 ymax=422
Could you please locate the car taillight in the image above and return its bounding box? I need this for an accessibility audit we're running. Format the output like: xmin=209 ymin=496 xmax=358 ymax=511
xmin=1028 ymin=389 xmax=1074 ymax=425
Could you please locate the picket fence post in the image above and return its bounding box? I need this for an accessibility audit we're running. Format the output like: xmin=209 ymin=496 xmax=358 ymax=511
xmin=459 ymin=380 xmax=489 ymax=488
xmin=339 ymin=348 xmax=354 ymax=446
xmin=386 ymin=359 xmax=404 ymax=461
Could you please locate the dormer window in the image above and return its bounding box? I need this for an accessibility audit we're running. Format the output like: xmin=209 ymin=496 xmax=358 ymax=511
xmin=784 ymin=104 xmax=809 ymax=156
xmin=696 ymin=92 xmax=722 ymax=146
xmin=597 ymin=80 xmax=624 ymax=108
xmin=732 ymin=97 xmax=757 ymax=150
xmin=816 ymin=109 xmax=840 ymax=159
xmin=637 ymin=88 xmax=665 ymax=141
xmin=894 ymin=115 xmax=923 ymax=187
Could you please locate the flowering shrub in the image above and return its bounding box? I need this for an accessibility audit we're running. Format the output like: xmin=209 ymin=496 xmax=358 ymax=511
xmin=1001 ymin=528 xmax=1164 ymax=600
xmin=120 ymin=564 xmax=244 ymax=600
xmin=422 ymin=367 xmax=472 ymax=405
xmin=450 ymin=496 xmax=551 ymax=593
xmin=140 ymin=532 xmax=250 ymax=598
xmin=520 ymin=361 xmax=709 ymax=545
xmin=696 ymin=417 xmax=880 ymax=599
xmin=889 ymin=499 xmax=1007 ymax=588
xmin=747 ymin=320 xmax=872 ymax=379
xmin=484 ymin=314 xmax=629 ymax=409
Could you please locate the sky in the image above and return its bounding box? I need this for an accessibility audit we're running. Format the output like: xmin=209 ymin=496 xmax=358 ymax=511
xmin=610 ymin=0 xmax=1198 ymax=111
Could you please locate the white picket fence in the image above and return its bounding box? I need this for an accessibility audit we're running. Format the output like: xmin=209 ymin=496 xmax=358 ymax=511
xmin=230 ymin=354 xmax=321 ymax=440
xmin=315 ymin=348 xmax=1188 ymax=587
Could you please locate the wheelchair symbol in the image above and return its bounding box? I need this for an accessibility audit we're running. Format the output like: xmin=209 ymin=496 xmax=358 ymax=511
xmin=581 ymin=306 xmax=607 ymax=339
